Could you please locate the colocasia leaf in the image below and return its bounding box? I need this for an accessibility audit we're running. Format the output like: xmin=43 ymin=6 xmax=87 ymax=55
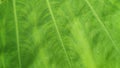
xmin=0 ymin=0 xmax=120 ymax=68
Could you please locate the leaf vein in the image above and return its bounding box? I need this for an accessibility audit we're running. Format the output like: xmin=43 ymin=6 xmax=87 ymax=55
xmin=46 ymin=0 xmax=72 ymax=68
xmin=13 ymin=0 xmax=22 ymax=68
xmin=84 ymin=0 xmax=119 ymax=52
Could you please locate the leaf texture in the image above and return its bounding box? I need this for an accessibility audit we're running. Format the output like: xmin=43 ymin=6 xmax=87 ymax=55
xmin=0 ymin=0 xmax=120 ymax=68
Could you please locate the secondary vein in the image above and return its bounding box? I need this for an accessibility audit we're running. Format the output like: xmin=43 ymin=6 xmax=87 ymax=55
xmin=84 ymin=0 xmax=119 ymax=52
xmin=46 ymin=0 xmax=72 ymax=68
xmin=12 ymin=0 xmax=22 ymax=68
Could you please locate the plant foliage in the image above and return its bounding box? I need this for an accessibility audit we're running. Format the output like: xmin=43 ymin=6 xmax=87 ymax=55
xmin=0 ymin=0 xmax=120 ymax=68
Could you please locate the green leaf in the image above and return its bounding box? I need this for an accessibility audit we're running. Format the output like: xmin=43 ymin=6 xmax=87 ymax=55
xmin=0 ymin=0 xmax=120 ymax=68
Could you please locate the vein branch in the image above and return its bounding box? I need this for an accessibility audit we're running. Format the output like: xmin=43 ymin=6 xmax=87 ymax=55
xmin=46 ymin=0 xmax=72 ymax=68
xmin=84 ymin=0 xmax=119 ymax=52
xmin=12 ymin=0 xmax=22 ymax=68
